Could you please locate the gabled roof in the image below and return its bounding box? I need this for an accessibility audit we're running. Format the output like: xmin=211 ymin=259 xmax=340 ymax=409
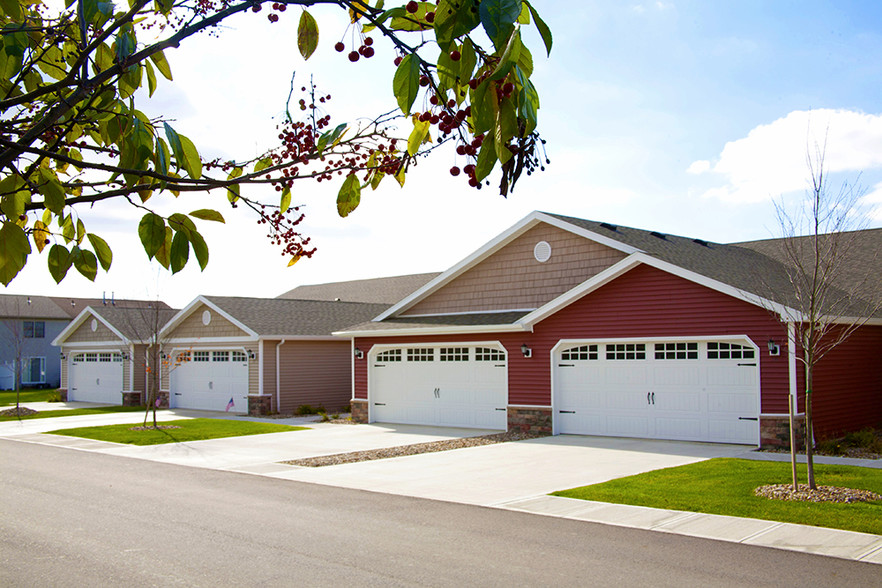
xmin=53 ymin=305 xmax=179 ymax=346
xmin=277 ymin=273 xmax=441 ymax=304
xmin=0 ymin=294 xmax=71 ymax=320
xmin=163 ymin=296 xmax=390 ymax=340
xmin=48 ymin=297 xmax=172 ymax=318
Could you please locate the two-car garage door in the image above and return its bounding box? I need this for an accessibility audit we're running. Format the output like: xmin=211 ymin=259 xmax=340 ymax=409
xmin=370 ymin=345 xmax=508 ymax=430
xmin=553 ymin=340 xmax=760 ymax=444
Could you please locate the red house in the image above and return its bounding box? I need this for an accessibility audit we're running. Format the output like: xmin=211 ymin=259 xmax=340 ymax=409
xmin=339 ymin=212 xmax=882 ymax=448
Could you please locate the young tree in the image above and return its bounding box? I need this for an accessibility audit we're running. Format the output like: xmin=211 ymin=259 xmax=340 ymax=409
xmin=764 ymin=141 xmax=880 ymax=490
xmin=0 ymin=297 xmax=27 ymax=408
xmin=0 ymin=0 xmax=553 ymax=285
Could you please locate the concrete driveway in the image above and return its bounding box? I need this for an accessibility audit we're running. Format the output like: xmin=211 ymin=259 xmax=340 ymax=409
xmin=2 ymin=406 xmax=747 ymax=506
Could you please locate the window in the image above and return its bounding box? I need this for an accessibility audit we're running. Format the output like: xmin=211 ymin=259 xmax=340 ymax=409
xmin=23 ymin=358 xmax=45 ymax=384
xmin=440 ymin=347 xmax=469 ymax=362
xmin=605 ymin=343 xmax=646 ymax=360
xmin=407 ymin=348 xmax=434 ymax=362
xmin=376 ymin=349 xmax=402 ymax=363
xmin=193 ymin=351 xmax=210 ymax=362
xmin=176 ymin=351 xmax=191 ymax=364
xmin=23 ymin=321 xmax=45 ymax=338
xmin=707 ymin=342 xmax=755 ymax=360
xmin=475 ymin=347 xmax=505 ymax=362
xmin=231 ymin=351 xmax=247 ymax=362
xmin=99 ymin=352 xmax=113 ymax=362
xmin=85 ymin=352 xmax=97 ymax=362
xmin=561 ymin=345 xmax=598 ymax=361
xmin=654 ymin=342 xmax=698 ymax=360
xmin=212 ymin=351 xmax=230 ymax=362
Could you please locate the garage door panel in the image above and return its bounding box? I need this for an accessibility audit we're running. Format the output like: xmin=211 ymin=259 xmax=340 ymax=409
xmin=653 ymin=366 xmax=700 ymax=386
xmin=607 ymin=415 xmax=650 ymax=437
xmin=656 ymin=417 xmax=702 ymax=439
xmin=708 ymin=392 xmax=755 ymax=413
xmin=658 ymin=391 xmax=702 ymax=412
xmin=170 ymin=351 xmax=248 ymax=413
xmin=607 ymin=390 xmax=650 ymax=410
xmin=607 ymin=367 xmax=647 ymax=385
xmin=69 ymin=353 xmax=124 ymax=404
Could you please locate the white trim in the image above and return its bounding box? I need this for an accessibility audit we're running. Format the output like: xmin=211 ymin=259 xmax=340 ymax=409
xmin=258 ymin=335 xmax=340 ymax=342
xmin=335 ymin=323 xmax=528 ymax=338
xmin=395 ymin=308 xmax=537 ymax=319
xmin=257 ymin=339 xmax=264 ymax=397
xmin=762 ymin=412 xmax=807 ymax=418
xmin=164 ymin=336 xmax=257 ymax=345
xmin=59 ymin=340 xmax=130 ymax=348
xmin=276 ymin=339 xmax=286 ymax=412
xmin=350 ymin=339 xmax=357 ymax=402
xmin=507 ymin=404 xmax=552 ymax=409
xmin=159 ymin=296 xmax=258 ymax=339
xmin=52 ymin=307 xmax=129 ymax=346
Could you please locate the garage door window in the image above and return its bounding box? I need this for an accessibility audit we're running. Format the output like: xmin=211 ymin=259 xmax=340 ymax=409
xmin=377 ymin=349 xmax=402 ymax=363
xmin=561 ymin=345 xmax=598 ymax=361
xmin=475 ymin=347 xmax=505 ymax=362
xmin=85 ymin=353 xmax=97 ymax=362
xmin=654 ymin=342 xmax=698 ymax=360
xmin=232 ymin=351 xmax=247 ymax=362
xmin=194 ymin=351 xmax=210 ymax=362
xmin=440 ymin=347 xmax=468 ymax=361
xmin=707 ymin=342 xmax=754 ymax=360
xmin=605 ymin=343 xmax=646 ymax=360
xmin=212 ymin=351 xmax=230 ymax=362
xmin=407 ymin=348 xmax=434 ymax=362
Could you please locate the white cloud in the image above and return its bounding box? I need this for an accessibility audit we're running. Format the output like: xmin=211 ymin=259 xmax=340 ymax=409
xmin=686 ymin=160 xmax=710 ymax=174
xmin=691 ymin=109 xmax=882 ymax=203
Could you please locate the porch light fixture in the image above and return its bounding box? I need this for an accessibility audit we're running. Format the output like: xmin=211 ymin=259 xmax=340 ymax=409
xmin=248 ymin=350 xmax=256 ymax=359
xmin=767 ymin=340 xmax=780 ymax=356
xmin=122 ymin=353 xmax=129 ymax=360
xmin=160 ymin=352 xmax=167 ymax=359
xmin=60 ymin=352 xmax=66 ymax=360
xmin=521 ymin=344 xmax=532 ymax=358
xmin=354 ymin=348 xmax=364 ymax=359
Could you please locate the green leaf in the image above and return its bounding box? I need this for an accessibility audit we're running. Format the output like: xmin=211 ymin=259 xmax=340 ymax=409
xmin=336 ymin=174 xmax=361 ymax=218
xmin=0 ymin=0 xmax=22 ymax=20
xmin=475 ymin=134 xmax=498 ymax=182
xmin=148 ymin=50 xmax=173 ymax=80
xmin=525 ymin=0 xmax=553 ymax=56
xmin=470 ymin=81 xmax=496 ymax=135
xmin=479 ymin=0 xmax=521 ymax=49
xmin=254 ymin=157 xmax=273 ymax=173
xmin=316 ymin=123 xmax=348 ymax=156
xmin=0 ymin=176 xmax=30 ymax=219
xmin=435 ymin=0 xmax=482 ymax=50
xmin=47 ymin=244 xmax=71 ymax=284
xmin=170 ymin=230 xmax=189 ymax=274
xmin=87 ymin=233 xmax=113 ymax=271
xmin=0 ymin=222 xmax=30 ymax=286
xmin=297 ymin=10 xmax=319 ymax=60
xmin=154 ymin=0 xmax=173 ymax=15
xmin=489 ymin=29 xmax=522 ymax=81
xmin=188 ymin=229 xmax=209 ymax=270
xmin=61 ymin=214 xmax=75 ymax=243
xmin=407 ymin=118 xmax=431 ymax=156
xmin=153 ymin=227 xmax=173 ymax=269
xmin=138 ymin=213 xmax=166 ymax=259
xmin=76 ymin=218 xmax=86 ymax=244
xmin=145 ymin=59 xmax=157 ymax=97
xmin=38 ymin=168 xmax=66 ymax=214
xmin=178 ymin=134 xmax=202 ymax=179
xmin=189 ymin=209 xmax=225 ymax=223
xmin=155 ymin=137 xmax=170 ymax=176
xmin=168 ymin=212 xmax=197 ymax=236
xmin=72 ymin=247 xmax=98 ymax=281
xmin=393 ymin=54 xmax=421 ymax=115
xmin=494 ymin=99 xmax=517 ymax=163
xmin=280 ymin=187 xmax=291 ymax=213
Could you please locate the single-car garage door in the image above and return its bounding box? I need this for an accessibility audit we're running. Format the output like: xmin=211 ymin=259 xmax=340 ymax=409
xmin=69 ymin=352 xmax=124 ymax=404
xmin=370 ymin=345 xmax=508 ymax=429
xmin=170 ymin=350 xmax=248 ymax=413
xmin=553 ymin=339 xmax=759 ymax=445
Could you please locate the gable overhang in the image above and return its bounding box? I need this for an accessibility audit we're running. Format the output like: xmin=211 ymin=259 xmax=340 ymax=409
xmin=159 ymin=295 xmax=259 ymax=340
xmin=374 ymin=211 xmax=642 ymax=322
xmin=52 ymin=307 xmax=130 ymax=346
xmin=517 ymin=253 xmax=802 ymax=329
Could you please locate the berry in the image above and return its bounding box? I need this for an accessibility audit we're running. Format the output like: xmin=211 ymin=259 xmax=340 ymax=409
xmin=364 ymin=37 xmax=373 ymax=46
xmin=502 ymin=82 xmax=515 ymax=95
xmin=468 ymin=78 xmax=479 ymax=90
xmin=406 ymin=1 xmax=418 ymax=13
xmin=363 ymin=46 xmax=375 ymax=58
xmin=447 ymin=99 xmax=456 ymax=108
xmin=267 ymin=13 xmax=278 ymax=22
xmin=348 ymin=51 xmax=360 ymax=62
xmin=426 ymin=11 xmax=435 ymax=22
xmin=335 ymin=42 xmax=345 ymax=52
xmin=419 ymin=75 xmax=429 ymax=87
xmin=394 ymin=56 xmax=403 ymax=66
xmin=277 ymin=3 xmax=285 ymax=11
xmin=251 ymin=4 xmax=261 ymax=11
xmin=450 ymin=50 xmax=461 ymax=61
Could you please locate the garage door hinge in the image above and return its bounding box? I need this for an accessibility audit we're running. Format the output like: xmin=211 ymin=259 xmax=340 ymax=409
xmin=495 ymin=408 xmax=506 ymax=411
xmin=738 ymin=417 xmax=758 ymax=421
xmin=374 ymin=402 xmax=386 ymax=406
xmin=738 ymin=363 xmax=757 ymax=367
xmin=558 ymin=364 xmax=574 ymax=367
xmin=559 ymin=410 xmax=575 ymax=414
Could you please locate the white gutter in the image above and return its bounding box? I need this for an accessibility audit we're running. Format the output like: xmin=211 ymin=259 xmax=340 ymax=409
xmin=275 ymin=339 xmax=286 ymax=412
xmin=258 ymin=339 xmax=265 ymax=397
xmin=334 ymin=323 xmax=528 ymax=338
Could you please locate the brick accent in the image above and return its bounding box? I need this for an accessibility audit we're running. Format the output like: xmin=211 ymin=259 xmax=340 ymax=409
xmin=121 ymin=391 xmax=143 ymax=406
xmin=156 ymin=390 xmax=169 ymax=409
xmin=248 ymin=395 xmax=273 ymax=416
xmin=351 ymin=399 xmax=368 ymax=423
xmin=57 ymin=388 xmax=67 ymax=401
xmin=507 ymin=406 xmax=553 ymax=434
xmin=760 ymin=415 xmax=806 ymax=450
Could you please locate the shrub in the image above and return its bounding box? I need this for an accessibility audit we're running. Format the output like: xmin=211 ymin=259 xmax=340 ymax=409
xmin=46 ymin=390 xmax=62 ymax=402
xmin=295 ymin=404 xmax=316 ymax=416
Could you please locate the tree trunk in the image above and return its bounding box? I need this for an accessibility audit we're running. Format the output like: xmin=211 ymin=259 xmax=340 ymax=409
xmin=805 ymin=366 xmax=816 ymax=490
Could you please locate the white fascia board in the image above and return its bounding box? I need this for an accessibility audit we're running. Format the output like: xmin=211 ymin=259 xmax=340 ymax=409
xmin=52 ymin=307 xmax=129 ymax=346
xmin=519 ymin=252 xmax=801 ymax=328
xmin=159 ymin=295 xmax=258 ymax=339
xmin=334 ymin=323 xmax=529 ymax=338
xmin=257 ymin=335 xmax=341 ymax=342
xmin=534 ymin=212 xmax=642 ymax=256
xmin=164 ymin=336 xmax=257 ymax=345
xmin=374 ymin=212 xmax=547 ymax=321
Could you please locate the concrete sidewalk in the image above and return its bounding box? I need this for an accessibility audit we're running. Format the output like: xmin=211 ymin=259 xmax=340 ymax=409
xmin=3 ymin=402 xmax=880 ymax=566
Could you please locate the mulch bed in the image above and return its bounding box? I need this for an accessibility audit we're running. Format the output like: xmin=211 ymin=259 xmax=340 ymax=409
xmin=755 ymin=484 xmax=881 ymax=503
xmin=283 ymin=430 xmax=547 ymax=467
xmin=0 ymin=406 xmax=39 ymax=417
xmin=128 ymin=425 xmax=181 ymax=431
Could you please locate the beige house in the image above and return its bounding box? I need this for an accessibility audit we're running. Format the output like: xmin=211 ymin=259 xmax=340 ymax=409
xmin=159 ymin=296 xmax=388 ymax=415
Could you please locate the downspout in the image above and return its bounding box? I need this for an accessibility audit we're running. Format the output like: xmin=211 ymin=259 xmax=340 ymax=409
xmin=129 ymin=343 xmax=135 ymax=392
xmin=350 ymin=339 xmax=356 ymax=402
xmin=257 ymin=339 xmax=264 ymax=398
xmin=276 ymin=340 xmax=286 ymax=413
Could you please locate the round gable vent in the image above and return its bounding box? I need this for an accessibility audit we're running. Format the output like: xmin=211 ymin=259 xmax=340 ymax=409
xmin=90 ymin=318 xmax=98 ymax=332
xmin=202 ymin=310 xmax=212 ymax=326
xmin=533 ymin=240 xmax=552 ymax=263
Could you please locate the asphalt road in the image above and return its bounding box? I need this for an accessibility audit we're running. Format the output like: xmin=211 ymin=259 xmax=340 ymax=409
xmin=1 ymin=439 xmax=877 ymax=587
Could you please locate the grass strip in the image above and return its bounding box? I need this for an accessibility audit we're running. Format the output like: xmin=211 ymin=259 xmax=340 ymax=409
xmin=0 ymin=405 xmax=145 ymax=421
xmin=553 ymin=458 xmax=882 ymax=535
xmin=47 ymin=418 xmax=307 ymax=445
xmin=0 ymin=389 xmax=58 ymax=406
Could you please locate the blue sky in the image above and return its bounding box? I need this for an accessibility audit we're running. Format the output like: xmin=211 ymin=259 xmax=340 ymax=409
xmin=5 ymin=1 xmax=882 ymax=307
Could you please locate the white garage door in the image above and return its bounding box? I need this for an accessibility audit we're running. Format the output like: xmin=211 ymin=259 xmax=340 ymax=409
xmin=69 ymin=352 xmax=124 ymax=404
xmin=553 ymin=340 xmax=759 ymax=445
xmin=170 ymin=350 xmax=249 ymax=413
xmin=370 ymin=345 xmax=508 ymax=429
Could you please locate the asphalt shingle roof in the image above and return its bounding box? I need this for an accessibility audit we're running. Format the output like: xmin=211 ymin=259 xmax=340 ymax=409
xmin=88 ymin=306 xmax=180 ymax=342
xmin=277 ymin=273 xmax=441 ymax=304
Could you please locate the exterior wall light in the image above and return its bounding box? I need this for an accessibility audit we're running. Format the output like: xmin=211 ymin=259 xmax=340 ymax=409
xmin=60 ymin=352 xmax=66 ymax=360
xmin=767 ymin=340 xmax=780 ymax=356
xmin=248 ymin=350 xmax=256 ymax=359
xmin=354 ymin=348 xmax=364 ymax=359
xmin=521 ymin=344 xmax=532 ymax=358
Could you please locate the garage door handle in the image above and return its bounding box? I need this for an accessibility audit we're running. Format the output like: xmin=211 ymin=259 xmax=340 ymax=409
xmin=559 ymin=410 xmax=575 ymax=414
xmin=558 ymin=364 xmax=574 ymax=367
xmin=738 ymin=363 xmax=756 ymax=367
xmin=495 ymin=408 xmax=506 ymax=411
xmin=374 ymin=403 xmax=386 ymax=406
xmin=738 ymin=417 xmax=758 ymax=421
xmin=174 ymin=392 xmax=182 ymax=396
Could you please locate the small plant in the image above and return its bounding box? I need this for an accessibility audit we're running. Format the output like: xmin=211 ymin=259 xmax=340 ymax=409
xmin=338 ymin=403 xmax=351 ymax=414
xmin=295 ymin=404 xmax=316 ymax=416
xmin=319 ymin=411 xmax=331 ymax=422
xmin=331 ymin=413 xmax=340 ymax=420
xmin=47 ymin=390 xmax=62 ymax=402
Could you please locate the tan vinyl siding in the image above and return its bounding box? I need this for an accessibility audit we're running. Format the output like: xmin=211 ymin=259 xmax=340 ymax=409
xmin=169 ymin=304 xmax=249 ymax=338
xmin=60 ymin=353 xmax=67 ymax=388
xmin=277 ymin=341 xmax=351 ymax=414
xmin=132 ymin=344 xmax=148 ymax=394
xmin=66 ymin=319 xmax=119 ymax=342
xmin=262 ymin=341 xmax=278 ymax=403
xmin=403 ymin=223 xmax=627 ymax=316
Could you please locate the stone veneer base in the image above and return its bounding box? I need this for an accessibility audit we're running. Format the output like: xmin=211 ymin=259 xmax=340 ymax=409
xmin=507 ymin=406 xmax=553 ymax=434
xmin=248 ymin=395 xmax=273 ymax=416
xmin=760 ymin=414 xmax=806 ymax=450
xmin=121 ymin=391 xmax=143 ymax=406
xmin=351 ymin=400 xmax=369 ymax=423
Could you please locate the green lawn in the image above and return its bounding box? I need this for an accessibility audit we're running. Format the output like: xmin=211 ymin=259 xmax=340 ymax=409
xmin=47 ymin=418 xmax=308 ymax=445
xmin=0 ymin=405 xmax=145 ymax=421
xmin=0 ymin=388 xmax=59 ymax=406
xmin=553 ymin=458 xmax=882 ymax=535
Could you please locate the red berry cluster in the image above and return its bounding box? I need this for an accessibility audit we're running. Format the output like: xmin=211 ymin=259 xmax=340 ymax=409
xmin=335 ymin=36 xmax=375 ymax=62
xmin=256 ymin=205 xmax=316 ymax=260
xmin=251 ymin=1 xmax=286 ymax=22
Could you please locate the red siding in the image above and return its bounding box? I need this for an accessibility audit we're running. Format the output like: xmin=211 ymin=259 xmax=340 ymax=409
xmin=812 ymin=325 xmax=882 ymax=438
xmin=355 ymin=264 xmax=792 ymax=412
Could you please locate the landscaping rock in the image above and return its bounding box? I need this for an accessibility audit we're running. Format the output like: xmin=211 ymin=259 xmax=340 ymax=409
xmin=755 ymin=484 xmax=881 ymax=503
xmin=0 ymin=406 xmax=39 ymax=417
